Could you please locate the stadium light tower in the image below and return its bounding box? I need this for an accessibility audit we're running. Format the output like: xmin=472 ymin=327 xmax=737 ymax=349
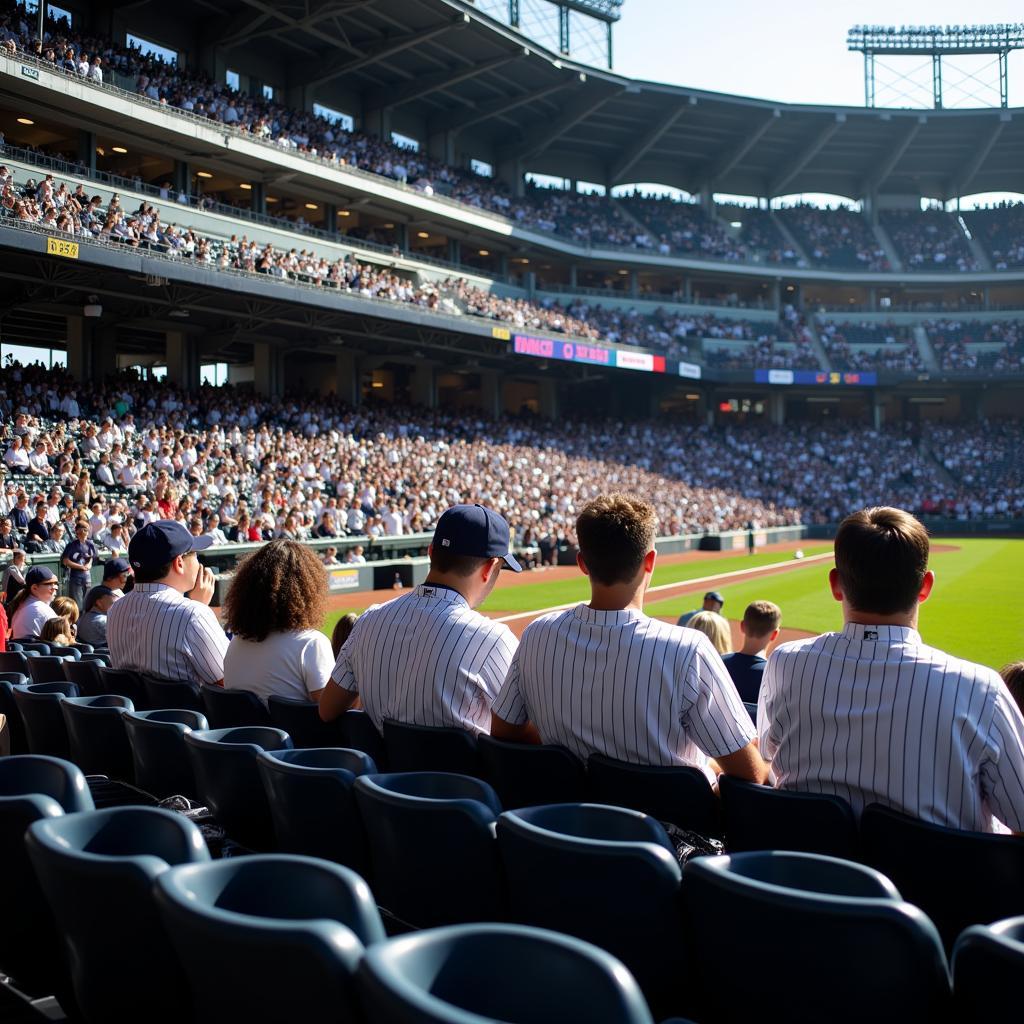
xmin=848 ymin=24 xmax=1024 ymax=109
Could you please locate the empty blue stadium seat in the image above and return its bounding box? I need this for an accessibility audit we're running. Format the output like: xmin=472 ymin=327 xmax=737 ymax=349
xmin=354 ymin=772 xmax=504 ymax=928
xmin=98 ymin=667 xmax=147 ymax=707
xmin=383 ymin=719 xmax=480 ymax=775
xmin=0 ymin=651 xmax=32 ymax=676
xmin=681 ymin=851 xmax=951 ymax=1023
xmin=12 ymin=682 xmax=79 ymax=758
xmin=200 ymin=684 xmax=270 ymax=728
xmin=154 ymin=855 xmax=385 ymax=1024
xmin=185 ymin=726 xmax=292 ymax=849
xmin=357 ymin=923 xmax=657 ymax=1024
xmin=477 ymin=734 xmax=585 ymax=808
xmin=26 ymin=806 xmax=209 ymax=1024
xmin=718 ymin=774 xmax=859 ymax=858
xmin=586 ymin=753 xmax=721 ymax=836
xmin=257 ymin=747 xmax=375 ymax=872
xmin=0 ymin=678 xmax=29 ymax=754
xmin=63 ymin=658 xmax=106 ymax=697
xmin=340 ymin=709 xmax=387 ymax=767
xmin=28 ymin=655 xmax=75 ymax=685
xmin=267 ymin=695 xmax=346 ymax=748
xmin=61 ymin=694 xmax=134 ymax=780
xmin=952 ymin=916 xmax=1024 ymax=1021
xmin=497 ymin=803 xmax=685 ymax=1018
xmin=143 ymin=676 xmax=203 ymax=712
xmin=122 ymin=709 xmax=209 ymax=799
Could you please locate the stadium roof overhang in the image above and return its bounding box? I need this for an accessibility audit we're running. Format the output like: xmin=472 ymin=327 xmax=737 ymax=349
xmin=188 ymin=0 xmax=1024 ymax=199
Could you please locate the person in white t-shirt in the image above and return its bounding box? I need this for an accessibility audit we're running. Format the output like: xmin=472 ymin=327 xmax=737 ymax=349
xmin=222 ymin=539 xmax=334 ymax=704
xmin=8 ymin=565 xmax=59 ymax=639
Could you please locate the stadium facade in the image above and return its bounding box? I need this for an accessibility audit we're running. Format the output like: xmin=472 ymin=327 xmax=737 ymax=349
xmin=1 ymin=0 xmax=1023 ymax=425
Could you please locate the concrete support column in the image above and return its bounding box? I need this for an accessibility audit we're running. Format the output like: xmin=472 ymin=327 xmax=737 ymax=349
xmin=250 ymin=182 xmax=266 ymax=216
xmin=873 ymin=395 xmax=884 ymax=430
xmin=769 ymin=391 xmax=785 ymax=426
xmin=629 ymin=270 xmax=639 ymax=299
xmin=537 ymin=378 xmax=558 ymax=419
xmin=569 ymin=265 xmax=578 ymax=288
xmin=683 ymin=277 xmax=692 ymax=302
xmin=165 ymin=330 xmax=199 ymax=390
xmin=323 ymin=203 xmax=338 ymax=236
xmin=335 ymin=350 xmax=359 ymax=406
xmin=479 ymin=370 xmax=501 ymax=418
xmin=174 ymin=160 xmax=191 ymax=199
xmin=525 ymin=271 xmax=536 ymax=298
xmin=771 ymin=279 xmax=782 ymax=310
xmin=982 ymin=286 xmax=990 ymax=311
xmin=428 ymin=129 xmax=456 ymax=165
xmin=78 ymin=131 xmax=96 ymax=175
xmin=363 ymin=107 xmax=392 ymax=142
xmin=395 ymin=223 xmax=409 ymax=251
xmin=412 ymin=362 xmax=436 ymax=408
xmin=698 ymin=183 xmax=713 ymax=214
xmin=96 ymin=326 xmax=117 ymax=380
xmin=65 ymin=315 xmax=90 ymax=383
xmin=253 ymin=341 xmax=282 ymax=397
xmin=868 ymin=287 xmax=877 ymax=312
xmin=497 ymin=156 xmax=525 ymax=197
xmin=447 ymin=238 xmax=461 ymax=265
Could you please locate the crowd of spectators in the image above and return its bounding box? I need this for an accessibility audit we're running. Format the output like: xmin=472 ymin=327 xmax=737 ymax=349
xmin=720 ymin=206 xmax=805 ymax=266
xmin=703 ymin=307 xmax=819 ymax=370
xmin=816 ymin=319 xmax=923 ymax=373
xmin=925 ymin=319 xmax=1024 ymax=373
xmin=881 ymin=209 xmax=980 ymax=272
xmin=963 ymin=203 xmax=1024 ymax=271
xmin=778 ymin=205 xmax=890 ymax=271
xmin=614 ymin=195 xmax=749 ymax=261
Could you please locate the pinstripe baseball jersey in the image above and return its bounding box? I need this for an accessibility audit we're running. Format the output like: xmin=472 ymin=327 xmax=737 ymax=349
xmin=491 ymin=605 xmax=756 ymax=778
xmin=759 ymin=622 xmax=1024 ymax=832
xmin=107 ymin=583 xmax=228 ymax=687
xmin=331 ymin=583 xmax=518 ymax=734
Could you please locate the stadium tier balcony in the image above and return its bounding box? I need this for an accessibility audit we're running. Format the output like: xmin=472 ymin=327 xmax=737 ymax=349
xmin=777 ymin=205 xmax=889 ymax=272
xmin=615 ymin=195 xmax=749 ymax=261
xmin=962 ymin=204 xmax=1024 ymax=271
xmin=816 ymin=319 xmax=923 ymax=373
xmin=880 ymin=210 xmax=980 ymax=273
xmin=925 ymin=319 xmax=1024 ymax=373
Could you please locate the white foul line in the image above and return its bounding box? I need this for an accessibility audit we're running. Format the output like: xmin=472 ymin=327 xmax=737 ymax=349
xmin=491 ymin=550 xmax=834 ymax=625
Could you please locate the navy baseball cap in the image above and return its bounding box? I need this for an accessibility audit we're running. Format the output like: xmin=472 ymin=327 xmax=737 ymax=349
xmin=25 ymin=565 xmax=57 ymax=587
xmin=103 ymin=557 xmax=131 ymax=579
xmin=705 ymin=591 xmax=725 ymax=604
xmin=85 ymin=585 xmax=116 ymax=611
xmin=128 ymin=520 xmax=212 ymax=571
xmin=432 ymin=504 xmax=521 ymax=572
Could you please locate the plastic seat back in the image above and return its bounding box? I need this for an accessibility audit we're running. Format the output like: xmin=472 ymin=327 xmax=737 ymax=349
xmin=123 ymin=709 xmax=209 ymax=799
xmin=497 ymin=803 xmax=684 ymax=1017
xmin=587 ymin=753 xmax=721 ymax=836
xmin=27 ymin=806 xmax=209 ymax=1024
xmin=154 ymin=855 xmax=384 ymax=1024
xmin=357 ymin=923 xmax=656 ymax=1024
xmin=952 ymin=916 xmax=1024 ymax=1021
xmin=681 ymin=851 xmax=951 ymax=1024
xmin=49 ymin=644 xmax=82 ymax=661
xmin=0 ymin=651 xmax=31 ymax=675
xmin=354 ymin=772 xmax=504 ymax=928
xmin=185 ymin=727 xmax=292 ymax=849
xmin=0 ymin=755 xmax=94 ymax=1001
xmin=200 ymin=684 xmax=271 ymax=728
xmin=61 ymin=695 xmax=135 ymax=780
xmin=257 ymin=747 xmax=375 ymax=873
xmin=267 ymin=695 xmax=346 ymax=748
xmin=718 ymin=774 xmax=859 ymax=858
xmin=12 ymin=681 xmax=80 ymax=758
xmin=862 ymin=802 xmax=1024 ymax=952
xmin=63 ymin=658 xmax=106 ymax=697
xmin=144 ymin=676 xmax=203 ymax=712
xmin=98 ymin=667 xmax=148 ymax=707
xmin=0 ymin=678 xmax=29 ymax=754
xmin=478 ymin=734 xmax=585 ymax=808
xmin=383 ymin=719 xmax=479 ymax=775
xmin=20 ymin=642 xmax=51 ymax=655
xmin=341 ymin=709 xmax=387 ymax=767
xmin=28 ymin=655 xmax=74 ymax=685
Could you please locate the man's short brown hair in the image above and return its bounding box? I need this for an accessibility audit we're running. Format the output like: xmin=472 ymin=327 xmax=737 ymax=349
xmin=429 ymin=548 xmax=491 ymax=577
xmin=576 ymin=493 xmax=656 ymax=586
xmin=834 ymin=507 xmax=930 ymax=616
xmin=742 ymin=600 xmax=781 ymax=637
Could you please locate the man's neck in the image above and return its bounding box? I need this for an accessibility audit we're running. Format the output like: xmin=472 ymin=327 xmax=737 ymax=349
xmin=588 ymin=582 xmax=646 ymax=613
xmin=422 ymin=571 xmax=472 ymax=606
xmin=740 ymin=641 xmax=769 ymax=658
xmin=844 ymin=608 xmax=918 ymax=630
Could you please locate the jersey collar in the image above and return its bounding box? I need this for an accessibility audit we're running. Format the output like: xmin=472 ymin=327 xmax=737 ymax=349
xmin=574 ymin=605 xmax=646 ymax=626
xmin=416 ymin=583 xmax=468 ymax=607
xmin=841 ymin=622 xmax=921 ymax=645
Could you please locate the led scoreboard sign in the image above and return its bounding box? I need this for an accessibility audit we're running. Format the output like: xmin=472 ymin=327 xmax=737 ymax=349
xmin=754 ymin=369 xmax=878 ymax=386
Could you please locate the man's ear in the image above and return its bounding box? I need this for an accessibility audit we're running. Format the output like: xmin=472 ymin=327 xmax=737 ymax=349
xmin=643 ymin=548 xmax=657 ymax=574
xmin=918 ymin=569 xmax=935 ymax=604
xmin=770 ymin=628 xmax=780 ymax=642
xmin=427 ymin=543 xmax=433 ymax=559
xmin=576 ymin=551 xmax=590 ymax=577
xmin=481 ymin=558 xmax=501 ymax=583
xmin=828 ymin=567 xmax=844 ymax=603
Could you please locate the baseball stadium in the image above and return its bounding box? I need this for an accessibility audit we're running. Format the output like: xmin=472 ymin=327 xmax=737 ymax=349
xmin=0 ymin=0 xmax=1022 ymax=1020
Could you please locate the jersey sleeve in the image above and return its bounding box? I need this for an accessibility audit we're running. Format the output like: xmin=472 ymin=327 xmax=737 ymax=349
xmin=183 ymin=606 xmax=229 ymax=686
xmin=330 ymin=610 xmax=367 ymax=693
xmin=302 ymin=632 xmax=335 ymax=696
xmin=679 ymin=633 xmax=757 ymax=758
xmin=758 ymin=650 xmax=783 ymax=763
xmin=475 ymin=624 xmax=519 ymax=704
xmin=980 ymin=686 xmax=1024 ymax=832
xmin=491 ymin=643 xmax=528 ymax=725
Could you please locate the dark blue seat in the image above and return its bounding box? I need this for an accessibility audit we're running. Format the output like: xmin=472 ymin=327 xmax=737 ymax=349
xmin=587 ymin=753 xmax=721 ymax=836
xmin=27 ymin=806 xmax=210 ymax=1024
xmin=952 ymin=916 xmax=1024 ymax=1021
xmin=143 ymin=676 xmax=203 ymax=712
xmin=257 ymin=747 xmax=376 ymax=873
xmin=0 ymin=755 xmax=93 ymax=1002
xmin=267 ymin=695 xmax=346 ymax=748
xmin=497 ymin=803 xmax=684 ymax=1018
xmin=63 ymin=658 xmax=106 ymax=697
xmin=20 ymin=643 xmax=51 ymax=656
xmin=383 ymin=719 xmax=479 ymax=775
xmin=681 ymin=851 xmax=951 ymax=1024
xmin=48 ymin=645 xmax=81 ymax=661
xmin=717 ymin=774 xmax=859 ymax=858
xmin=27 ymin=656 xmax=73 ymax=685
xmin=185 ymin=727 xmax=292 ymax=850
xmin=154 ymin=855 xmax=385 ymax=1024
xmin=200 ymin=684 xmax=270 ymax=728
xmin=98 ymin=667 xmax=147 ymax=707
xmin=478 ymin=734 xmax=585 ymax=808
xmin=0 ymin=651 xmax=32 ymax=675
xmin=80 ymin=652 xmax=110 ymax=666
xmin=0 ymin=678 xmax=29 ymax=754
xmin=861 ymin=802 xmax=1024 ymax=952
xmin=61 ymin=695 xmax=135 ymax=780
xmin=123 ymin=709 xmax=209 ymax=799
xmin=357 ymin=923 xmax=657 ymax=1024
xmin=6 ymin=641 xmax=23 ymax=651
xmin=12 ymin=682 xmax=79 ymax=758
xmin=69 ymin=643 xmax=94 ymax=655
xmin=341 ymin=708 xmax=387 ymax=767
xmin=354 ymin=772 xmax=504 ymax=928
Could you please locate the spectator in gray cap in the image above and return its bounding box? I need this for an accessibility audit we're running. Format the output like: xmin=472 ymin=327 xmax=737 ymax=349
xmin=677 ymin=590 xmax=725 ymax=628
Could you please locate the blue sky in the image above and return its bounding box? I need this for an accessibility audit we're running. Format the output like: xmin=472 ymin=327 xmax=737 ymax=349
xmin=612 ymin=1 xmax=1024 ymax=108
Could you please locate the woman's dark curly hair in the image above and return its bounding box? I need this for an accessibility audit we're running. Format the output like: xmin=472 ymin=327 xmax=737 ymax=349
xmin=224 ymin=539 xmax=328 ymax=641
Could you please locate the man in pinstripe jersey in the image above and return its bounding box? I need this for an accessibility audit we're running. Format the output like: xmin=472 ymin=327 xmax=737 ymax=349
xmin=490 ymin=494 xmax=767 ymax=784
xmin=759 ymin=506 xmax=1024 ymax=833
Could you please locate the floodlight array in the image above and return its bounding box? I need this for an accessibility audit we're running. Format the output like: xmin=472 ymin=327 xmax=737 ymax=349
xmin=848 ymin=24 xmax=1024 ymax=52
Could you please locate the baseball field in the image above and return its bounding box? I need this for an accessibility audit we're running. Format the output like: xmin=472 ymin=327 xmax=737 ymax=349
xmin=324 ymin=537 xmax=1024 ymax=673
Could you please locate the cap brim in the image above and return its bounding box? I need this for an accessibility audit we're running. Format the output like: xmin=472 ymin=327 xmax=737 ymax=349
xmin=502 ymin=552 xmax=523 ymax=573
xmin=189 ymin=535 xmax=215 ymax=552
